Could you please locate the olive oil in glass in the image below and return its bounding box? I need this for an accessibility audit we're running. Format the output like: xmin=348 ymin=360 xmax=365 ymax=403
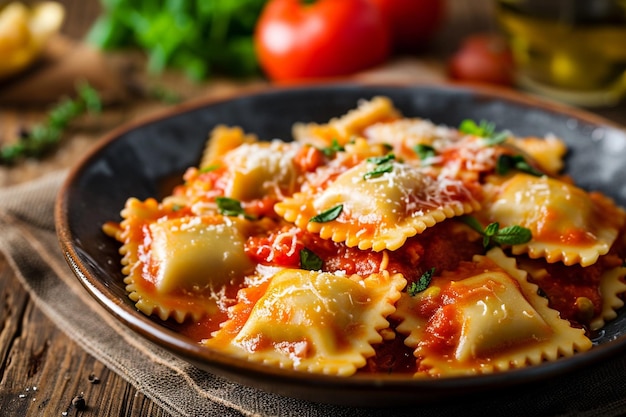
xmin=496 ymin=0 xmax=626 ymax=106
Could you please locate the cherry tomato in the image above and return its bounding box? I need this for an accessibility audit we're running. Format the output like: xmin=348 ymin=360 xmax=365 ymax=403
xmin=448 ymin=33 xmax=515 ymax=86
xmin=254 ymin=0 xmax=391 ymax=81
xmin=368 ymin=0 xmax=445 ymax=53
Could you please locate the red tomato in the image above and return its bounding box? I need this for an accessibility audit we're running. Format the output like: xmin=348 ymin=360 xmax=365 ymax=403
xmin=448 ymin=33 xmax=515 ymax=86
xmin=368 ymin=0 xmax=445 ymax=53
xmin=254 ymin=0 xmax=391 ymax=81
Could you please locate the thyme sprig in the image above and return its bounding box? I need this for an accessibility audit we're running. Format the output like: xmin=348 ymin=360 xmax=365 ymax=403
xmin=0 ymin=82 xmax=102 ymax=165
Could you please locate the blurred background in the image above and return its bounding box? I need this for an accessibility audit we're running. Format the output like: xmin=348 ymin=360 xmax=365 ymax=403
xmin=0 ymin=0 xmax=624 ymax=179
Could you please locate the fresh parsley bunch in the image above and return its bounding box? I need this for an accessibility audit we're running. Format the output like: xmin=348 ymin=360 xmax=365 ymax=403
xmin=88 ymin=0 xmax=267 ymax=80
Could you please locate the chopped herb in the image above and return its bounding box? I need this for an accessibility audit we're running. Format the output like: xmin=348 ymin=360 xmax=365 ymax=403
xmin=171 ymin=204 xmax=184 ymax=212
xmin=408 ymin=268 xmax=435 ymax=296
xmin=459 ymin=119 xmax=509 ymax=146
xmin=413 ymin=143 xmax=436 ymax=161
xmin=321 ymin=138 xmax=344 ymax=157
xmin=459 ymin=119 xmax=496 ymax=137
xmin=363 ymin=153 xmax=395 ymax=179
xmin=363 ymin=162 xmax=394 ymax=179
xmin=300 ymin=248 xmax=323 ymax=270
xmin=216 ymin=197 xmax=255 ymax=219
xmin=460 ymin=216 xmax=532 ymax=249
xmin=482 ymin=131 xmax=509 ymax=146
xmin=309 ymin=204 xmax=343 ymax=223
xmin=496 ymin=154 xmax=544 ymax=177
xmin=199 ymin=164 xmax=220 ymax=173
xmin=366 ymin=153 xmax=395 ymax=165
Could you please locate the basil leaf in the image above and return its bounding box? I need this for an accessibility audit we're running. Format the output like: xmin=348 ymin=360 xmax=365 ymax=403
xmin=199 ymin=164 xmax=220 ymax=173
xmin=493 ymin=225 xmax=533 ymax=246
xmin=459 ymin=119 xmax=509 ymax=146
xmin=460 ymin=217 xmax=532 ymax=249
xmin=363 ymin=162 xmax=394 ymax=179
xmin=321 ymin=138 xmax=344 ymax=157
xmin=496 ymin=154 xmax=543 ymax=177
xmin=459 ymin=119 xmax=495 ymax=137
xmin=484 ymin=222 xmax=500 ymax=237
xmin=366 ymin=153 xmax=396 ymax=165
xmin=482 ymin=130 xmax=509 ymax=146
xmin=408 ymin=267 xmax=435 ymax=296
xmin=413 ymin=144 xmax=436 ymax=161
xmin=216 ymin=197 xmax=254 ymax=219
xmin=300 ymin=248 xmax=323 ymax=271
xmin=309 ymin=204 xmax=343 ymax=223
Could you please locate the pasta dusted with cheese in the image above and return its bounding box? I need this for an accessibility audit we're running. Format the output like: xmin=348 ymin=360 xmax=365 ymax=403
xmin=103 ymin=97 xmax=626 ymax=378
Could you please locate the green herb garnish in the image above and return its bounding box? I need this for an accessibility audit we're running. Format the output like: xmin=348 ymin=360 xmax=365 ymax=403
xmin=321 ymin=138 xmax=345 ymax=157
xmin=408 ymin=268 xmax=435 ymax=296
xmin=199 ymin=164 xmax=221 ymax=173
xmin=363 ymin=153 xmax=395 ymax=179
xmin=461 ymin=216 xmax=532 ymax=249
xmin=0 ymin=82 xmax=101 ymax=165
xmin=459 ymin=119 xmax=508 ymax=146
xmin=309 ymin=204 xmax=343 ymax=223
xmin=363 ymin=163 xmax=394 ymax=179
xmin=459 ymin=119 xmax=496 ymax=137
xmin=300 ymin=248 xmax=323 ymax=271
xmin=413 ymin=143 xmax=436 ymax=161
xmin=216 ymin=197 xmax=255 ymax=219
xmin=496 ymin=154 xmax=543 ymax=177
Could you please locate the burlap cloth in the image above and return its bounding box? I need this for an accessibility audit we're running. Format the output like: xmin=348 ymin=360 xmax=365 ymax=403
xmin=1 ymin=171 xmax=626 ymax=417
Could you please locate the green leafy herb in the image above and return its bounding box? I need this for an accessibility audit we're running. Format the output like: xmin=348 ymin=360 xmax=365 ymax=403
xmin=216 ymin=197 xmax=255 ymax=219
xmin=309 ymin=204 xmax=343 ymax=223
xmin=461 ymin=216 xmax=532 ymax=249
xmin=459 ymin=119 xmax=496 ymax=137
xmin=459 ymin=119 xmax=508 ymax=146
xmin=321 ymin=138 xmax=345 ymax=157
xmin=199 ymin=164 xmax=221 ymax=173
xmin=0 ymin=82 xmax=101 ymax=165
xmin=408 ymin=268 xmax=435 ymax=296
xmin=363 ymin=162 xmax=394 ymax=179
xmin=363 ymin=153 xmax=395 ymax=179
xmin=496 ymin=154 xmax=544 ymax=177
xmin=87 ymin=0 xmax=267 ymax=80
xmin=300 ymin=248 xmax=323 ymax=271
xmin=366 ymin=154 xmax=395 ymax=165
xmin=413 ymin=143 xmax=436 ymax=161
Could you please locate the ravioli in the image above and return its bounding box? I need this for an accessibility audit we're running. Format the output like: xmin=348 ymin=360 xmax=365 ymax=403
xmin=205 ymin=269 xmax=406 ymax=376
xmin=113 ymin=198 xmax=252 ymax=323
xmin=393 ymin=248 xmax=592 ymax=377
xmin=276 ymin=160 xmax=480 ymax=251
xmin=485 ymin=173 xmax=626 ymax=266
xmin=221 ymin=140 xmax=302 ymax=200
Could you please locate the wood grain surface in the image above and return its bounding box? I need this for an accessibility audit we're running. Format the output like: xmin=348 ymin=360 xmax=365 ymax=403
xmin=0 ymin=1 xmax=624 ymax=416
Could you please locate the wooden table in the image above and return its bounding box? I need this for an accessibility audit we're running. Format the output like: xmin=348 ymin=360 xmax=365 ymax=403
xmin=1 ymin=1 xmax=625 ymax=416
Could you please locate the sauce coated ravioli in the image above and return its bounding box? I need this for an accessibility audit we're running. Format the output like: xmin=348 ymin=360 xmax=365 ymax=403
xmin=103 ymin=97 xmax=626 ymax=377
